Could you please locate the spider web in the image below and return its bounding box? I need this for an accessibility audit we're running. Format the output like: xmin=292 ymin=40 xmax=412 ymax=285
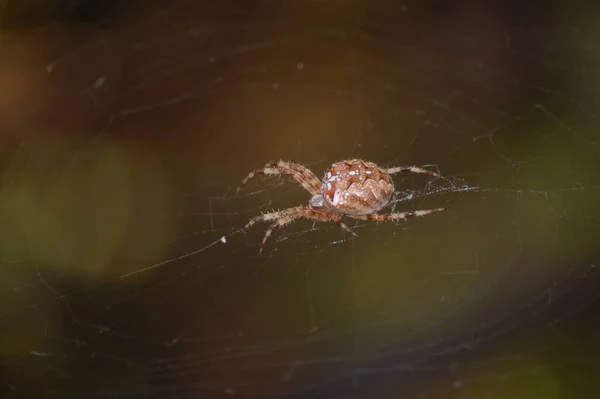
xmin=1 ymin=0 xmax=599 ymax=398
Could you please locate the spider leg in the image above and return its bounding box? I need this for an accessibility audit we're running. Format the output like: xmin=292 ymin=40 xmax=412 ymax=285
xmin=235 ymin=160 xmax=321 ymax=196
xmin=244 ymin=208 xmax=297 ymax=230
xmin=335 ymin=220 xmax=358 ymax=237
xmin=244 ymin=206 xmax=355 ymax=255
xmin=259 ymin=218 xmax=296 ymax=255
xmin=348 ymin=207 xmax=445 ymax=222
xmin=386 ymin=165 xmax=440 ymax=178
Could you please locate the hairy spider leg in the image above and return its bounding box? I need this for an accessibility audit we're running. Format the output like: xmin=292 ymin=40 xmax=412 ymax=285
xmin=245 ymin=206 xmax=356 ymax=255
xmin=386 ymin=165 xmax=440 ymax=178
xmin=235 ymin=160 xmax=321 ymax=196
xmin=348 ymin=207 xmax=446 ymax=222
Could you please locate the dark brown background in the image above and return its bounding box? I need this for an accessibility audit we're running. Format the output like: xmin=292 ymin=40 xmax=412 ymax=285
xmin=0 ymin=1 xmax=599 ymax=398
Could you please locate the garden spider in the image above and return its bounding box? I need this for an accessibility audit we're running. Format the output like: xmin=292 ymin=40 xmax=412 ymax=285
xmin=236 ymin=159 xmax=445 ymax=254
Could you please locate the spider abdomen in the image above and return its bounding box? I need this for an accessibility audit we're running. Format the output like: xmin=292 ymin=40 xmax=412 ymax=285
xmin=320 ymin=159 xmax=394 ymax=215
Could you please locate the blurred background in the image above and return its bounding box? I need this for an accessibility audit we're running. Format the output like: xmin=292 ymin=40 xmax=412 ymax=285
xmin=0 ymin=0 xmax=599 ymax=398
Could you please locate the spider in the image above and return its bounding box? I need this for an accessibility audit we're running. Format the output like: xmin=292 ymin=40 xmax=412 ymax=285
xmin=235 ymin=159 xmax=445 ymax=254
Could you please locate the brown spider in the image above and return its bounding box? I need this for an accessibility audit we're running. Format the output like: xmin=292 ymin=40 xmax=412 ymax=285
xmin=235 ymin=159 xmax=445 ymax=254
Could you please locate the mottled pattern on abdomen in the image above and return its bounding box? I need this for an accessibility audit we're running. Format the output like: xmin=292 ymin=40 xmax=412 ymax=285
xmin=320 ymin=159 xmax=394 ymax=215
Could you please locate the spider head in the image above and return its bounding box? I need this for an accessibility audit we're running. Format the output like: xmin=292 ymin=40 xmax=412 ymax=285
xmin=310 ymin=194 xmax=325 ymax=208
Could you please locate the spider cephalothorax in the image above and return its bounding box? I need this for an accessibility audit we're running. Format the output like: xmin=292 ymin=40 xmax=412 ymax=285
xmin=236 ymin=159 xmax=444 ymax=254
